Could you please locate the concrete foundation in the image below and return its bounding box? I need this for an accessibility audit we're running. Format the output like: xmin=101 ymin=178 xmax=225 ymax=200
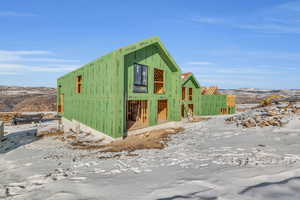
xmin=61 ymin=117 xmax=184 ymax=142
xmin=61 ymin=117 xmax=114 ymax=143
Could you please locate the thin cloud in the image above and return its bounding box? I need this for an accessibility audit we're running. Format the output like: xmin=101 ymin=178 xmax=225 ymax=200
xmin=0 ymin=50 xmax=79 ymax=63
xmin=191 ymin=2 xmax=300 ymax=34
xmin=192 ymin=17 xmax=225 ymax=24
xmin=18 ymin=58 xmax=80 ymax=63
xmin=239 ymin=24 xmax=300 ymax=34
xmin=0 ymin=72 xmax=17 ymax=75
xmin=0 ymin=50 xmax=51 ymax=56
xmin=0 ymin=11 xmax=36 ymax=17
xmin=186 ymin=61 xmax=214 ymax=65
xmin=277 ymin=1 xmax=300 ymax=11
xmin=29 ymin=65 xmax=80 ymax=72
xmin=0 ymin=63 xmax=80 ymax=73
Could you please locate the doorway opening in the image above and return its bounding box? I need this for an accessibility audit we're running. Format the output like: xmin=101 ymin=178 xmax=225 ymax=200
xmin=127 ymin=100 xmax=149 ymax=130
xmin=188 ymin=104 xmax=194 ymax=116
xmin=157 ymin=100 xmax=168 ymax=122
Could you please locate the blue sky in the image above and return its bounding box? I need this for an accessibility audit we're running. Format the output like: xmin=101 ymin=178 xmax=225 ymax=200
xmin=0 ymin=0 xmax=299 ymax=89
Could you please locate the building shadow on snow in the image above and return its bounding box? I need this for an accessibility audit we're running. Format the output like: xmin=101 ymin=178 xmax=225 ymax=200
xmin=0 ymin=129 xmax=40 ymax=153
xmin=156 ymin=191 xmax=218 ymax=200
xmin=239 ymin=176 xmax=300 ymax=195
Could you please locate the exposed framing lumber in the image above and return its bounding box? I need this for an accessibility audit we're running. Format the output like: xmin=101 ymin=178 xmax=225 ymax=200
xmin=127 ymin=100 xmax=149 ymax=130
xmin=157 ymin=100 xmax=168 ymax=122
xmin=154 ymin=68 xmax=165 ymax=94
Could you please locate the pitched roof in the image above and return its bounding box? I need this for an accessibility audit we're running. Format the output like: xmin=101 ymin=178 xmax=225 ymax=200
xmin=119 ymin=36 xmax=181 ymax=72
xmin=58 ymin=37 xmax=181 ymax=80
xmin=181 ymin=72 xmax=201 ymax=88
xmin=181 ymin=72 xmax=192 ymax=80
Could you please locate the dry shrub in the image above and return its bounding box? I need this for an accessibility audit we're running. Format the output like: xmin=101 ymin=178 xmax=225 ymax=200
xmin=0 ymin=112 xmax=19 ymax=122
xmin=72 ymin=127 xmax=184 ymax=152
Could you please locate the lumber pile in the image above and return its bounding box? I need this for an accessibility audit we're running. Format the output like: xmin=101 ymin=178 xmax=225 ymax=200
xmin=201 ymin=86 xmax=220 ymax=95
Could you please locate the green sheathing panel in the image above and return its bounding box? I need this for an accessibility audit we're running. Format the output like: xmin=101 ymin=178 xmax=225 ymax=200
xmin=124 ymin=43 xmax=181 ymax=126
xmin=229 ymin=106 xmax=236 ymax=114
xmin=200 ymin=95 xmax=227 ymax=115
xmin=57 ymin=51 xmax=124 ymax=138
xmin=181 ymin=74 xmax=201 ymax=117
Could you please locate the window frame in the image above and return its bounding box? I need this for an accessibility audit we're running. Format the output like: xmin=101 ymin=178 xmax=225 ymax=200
xmin=189 ymin=88 xmax=193 ymax=101
xmin=76 ymin=75 xmax=83 ymax=94
xmin=133 ymin=63 xmax=148 ymax=93
xmin=154 ymin=68 xmax=165 ymax=94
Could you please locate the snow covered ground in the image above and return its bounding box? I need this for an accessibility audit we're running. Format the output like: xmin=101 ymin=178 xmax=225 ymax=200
xmin=1 ymin=114 xmax=300 ymax=200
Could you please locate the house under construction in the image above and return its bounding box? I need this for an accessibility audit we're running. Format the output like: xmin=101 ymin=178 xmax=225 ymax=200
xmin=57 ymin=37 xmax=236 ymax=139
xmin=57 ymin=37 xmax=182 ymax=139
xmin=181 ymin=72 xmax=201 ymax=118
xmin=200 ymin=86 xmax=236 ymax=115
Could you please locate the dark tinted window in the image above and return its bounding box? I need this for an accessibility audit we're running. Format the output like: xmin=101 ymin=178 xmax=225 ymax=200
xmin=133 ymin=64 xmax=148 ymax=93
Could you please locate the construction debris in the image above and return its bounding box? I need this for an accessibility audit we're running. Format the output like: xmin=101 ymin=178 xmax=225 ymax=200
xmin=226 ymin=103 xmax=300 ymax=128
xmin=0 ymin=112 xmax=19 ymax=123
xmin=12 ymin=114 xmax=43 ymax=125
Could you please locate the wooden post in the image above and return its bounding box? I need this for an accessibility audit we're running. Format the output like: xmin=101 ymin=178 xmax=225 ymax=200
xmin=0 ymin=121 xmax=4 ymax=141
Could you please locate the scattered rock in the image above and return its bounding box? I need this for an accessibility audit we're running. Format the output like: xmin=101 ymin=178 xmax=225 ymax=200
xmin=226 ymin=104 xmax=297 ymax=128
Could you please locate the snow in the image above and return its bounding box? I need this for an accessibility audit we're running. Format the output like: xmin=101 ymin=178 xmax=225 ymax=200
xmin=1 ymin=114 xmax=300 ymax=199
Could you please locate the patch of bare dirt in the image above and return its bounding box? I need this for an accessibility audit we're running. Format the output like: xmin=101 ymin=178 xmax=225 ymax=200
xmin=70 ymin=127 xmax=184 ymax=152
xmin=37 ymin=129 xmax=64 ymax=137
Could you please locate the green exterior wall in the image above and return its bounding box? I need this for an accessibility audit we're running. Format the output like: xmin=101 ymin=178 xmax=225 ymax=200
xmin=57 ymin=37 xmax=181 ymax=138
xmin=181 ymin=73 xmax=201 ymax=117
xmin=57 ymin=50 xmax=124 ymax=138
xmin=199 ymin=94 xmax=236 ymax=115
xmin=125 ymin=44 xmax=181 ymax=126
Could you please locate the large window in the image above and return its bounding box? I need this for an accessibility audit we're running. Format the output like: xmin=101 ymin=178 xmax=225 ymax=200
xmin=133 ymin=63 xmax=148 ymax=93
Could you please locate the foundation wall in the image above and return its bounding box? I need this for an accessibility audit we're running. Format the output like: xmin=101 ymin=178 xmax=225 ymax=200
xmin=61 ymin=117 xmax=114 ymax=143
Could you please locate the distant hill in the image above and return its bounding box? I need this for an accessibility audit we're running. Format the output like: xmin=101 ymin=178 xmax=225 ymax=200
xmin=0 ymin=86 xmax=56 ymax=112
xmin=220 ymin=88 xmax=300 ymax=104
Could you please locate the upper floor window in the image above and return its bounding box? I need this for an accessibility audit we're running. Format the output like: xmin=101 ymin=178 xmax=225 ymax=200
xmin=182 ymin=87 xmax=186 ymax=100
xmin=154 ymin=68 xmax=165 ymax=94
xmin=76 ymin=75 xmax=83 ymax=93
xmin=189 ymin=88 xmax=193 ymax=100
xmin=133 ymin=63 xmax=148 ymax=93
